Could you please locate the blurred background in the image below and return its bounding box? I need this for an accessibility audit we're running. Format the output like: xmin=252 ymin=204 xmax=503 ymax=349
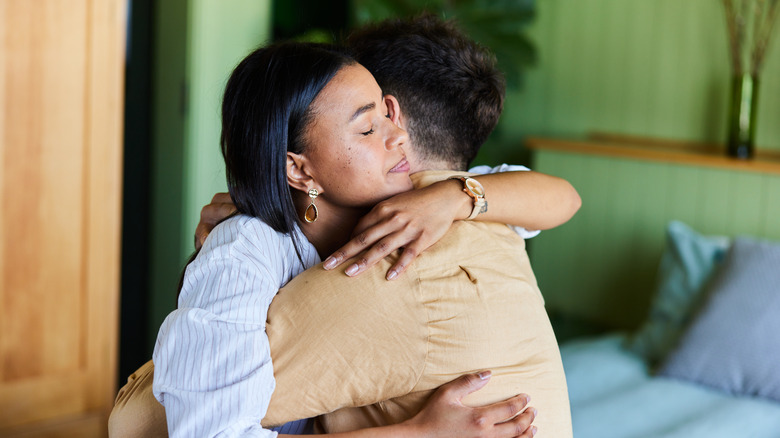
xmin=4 ymin=1 xmax=778 ymax=435
xmin=121 ymin=0 xmax=780 ymax=383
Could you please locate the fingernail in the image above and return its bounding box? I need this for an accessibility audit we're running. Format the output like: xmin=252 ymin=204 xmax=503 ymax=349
xmin=525 ymin=394 xmax=531 ymax=404
xmin=386 ymin=270 xmax=398 ymax=281
xmin=477 ymin=371 xmax=491 ymax=380
xmin=532 ymin=426 xmax=537 ymax=436
xmin=323 ymin=256 xmax=337 ymax=270
xmin=532 ymin=408 xmax=538 ymax=417
xmin=345 ymin=264 xmax=359 ymax=276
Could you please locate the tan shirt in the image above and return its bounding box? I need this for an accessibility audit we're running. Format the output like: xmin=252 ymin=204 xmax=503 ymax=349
xmin=264 ymin=171 xmax=572 ymax=437
xmin=109 ymin=171 xmax=572 ymax=438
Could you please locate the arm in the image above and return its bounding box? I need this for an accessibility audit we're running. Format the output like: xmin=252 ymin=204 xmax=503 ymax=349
xmin=153 ymin=219 xmax=284 ymax=438
xmin=323 ymin=169 xmax=581 ymax=278
xmin=467 ymin=168 xmax=581 ymax=231
xmin=265 ymin=223 xmax=554 ymax=435
xmin=280 ymin=373 xmax=536 ymax=438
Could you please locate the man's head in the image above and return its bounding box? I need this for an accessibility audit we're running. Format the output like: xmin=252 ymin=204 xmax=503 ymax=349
xmin=346 ymin=15 xmax=505 ymax=172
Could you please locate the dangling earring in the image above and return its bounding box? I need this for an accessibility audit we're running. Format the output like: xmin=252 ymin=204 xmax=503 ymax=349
xmin=304 ymin=188 xmax=319 ymax=223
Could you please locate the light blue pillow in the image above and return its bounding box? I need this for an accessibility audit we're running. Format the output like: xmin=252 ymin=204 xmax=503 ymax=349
xmin=628 ymin=221 xmax=730 ymax=365
xmin=659 ymin=237 xmax=780 ymax=402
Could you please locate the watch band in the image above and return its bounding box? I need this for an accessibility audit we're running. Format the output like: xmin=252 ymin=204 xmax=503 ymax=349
xmin=450 ymin=176 xmax=487 ymax=220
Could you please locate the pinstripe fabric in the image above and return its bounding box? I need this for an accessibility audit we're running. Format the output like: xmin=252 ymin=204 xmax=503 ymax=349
xmin=153 ymin=215 xmax=319 ymax=437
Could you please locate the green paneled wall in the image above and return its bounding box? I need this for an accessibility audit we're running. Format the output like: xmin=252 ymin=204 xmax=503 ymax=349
xmin=532 ymin=149 xmax=780 ymax=330
xmin=499 ymin=0 xmax=780 ymax=153
xmin=149 ymin=0 xmax=271 ymax=348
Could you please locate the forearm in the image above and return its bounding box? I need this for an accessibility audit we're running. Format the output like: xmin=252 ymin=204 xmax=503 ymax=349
xmin=448 ymin=171 xmax=581 ymax=230
xmin=280 ymin=423 xmax=421 ymax=438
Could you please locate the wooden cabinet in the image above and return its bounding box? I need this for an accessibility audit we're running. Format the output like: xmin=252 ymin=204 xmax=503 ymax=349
xmin=0 ymin=1 xmax=125 ymax=436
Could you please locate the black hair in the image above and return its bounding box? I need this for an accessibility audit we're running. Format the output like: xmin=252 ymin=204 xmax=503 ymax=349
xmin=221 ymin=41 xmax=355 ymax=259
xmin=346 ymin=14 xmax=505 ymax=170
xmin=178 ymin=42 xmax=354 ymax=301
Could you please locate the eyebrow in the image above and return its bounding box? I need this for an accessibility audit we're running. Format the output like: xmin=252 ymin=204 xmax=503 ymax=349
xmin=349 ymin=102 xmax=375 ymax=123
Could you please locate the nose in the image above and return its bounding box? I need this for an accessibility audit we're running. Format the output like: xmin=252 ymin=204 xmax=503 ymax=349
xmin=385 ymin=122 xmax=408 ymax=152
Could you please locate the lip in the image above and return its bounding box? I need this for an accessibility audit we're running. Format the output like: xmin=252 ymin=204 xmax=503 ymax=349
xmin=389 ymin=157 xmax=410 ymax=174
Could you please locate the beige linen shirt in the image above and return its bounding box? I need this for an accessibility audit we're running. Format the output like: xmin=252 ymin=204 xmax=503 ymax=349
xmin=108 ymin=170 xmax=572 ymax=438
xmin=264 ymin=171 xmax=572 ymax=437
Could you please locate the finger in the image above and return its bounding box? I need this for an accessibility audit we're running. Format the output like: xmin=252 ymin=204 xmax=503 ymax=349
xmin=194 ymin=223 xmax=210 ymax=251
xmin=492 ymin=405 xmax=536 ymax=438
xmin=342 ymin=231 xmax=414 ymax=277
xmin=476 ymin=393 xmax=532 ymax=426
xmin=438 ymin=371 xmax=492 ymax=402
xmin=211 ymin=192 xmax=232 ymax=203
xmin=200 ymin=202 xmax=236 ymax=227
xmin=323 ymin=222 xmax=398 ymax=270
xmin=385 ymin=244 xmax=420 ymax=280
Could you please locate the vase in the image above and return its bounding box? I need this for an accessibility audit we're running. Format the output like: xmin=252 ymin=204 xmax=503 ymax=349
xmin=726 ymin=74 xmax=759 ymax=159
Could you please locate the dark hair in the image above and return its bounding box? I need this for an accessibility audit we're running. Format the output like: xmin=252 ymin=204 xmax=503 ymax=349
xmin=346 ymin=15 xmax=505 ymax=170
xmin=221 ymin=41 xmax=355 ymax=257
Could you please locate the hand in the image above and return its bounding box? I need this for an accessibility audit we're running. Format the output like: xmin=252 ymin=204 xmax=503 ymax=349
xmin=194 ymin=192 xmax=237 ymax=250
xmin=405 ymin=371 xmax=537 ymax=438
xmin=322 ymin=180 xmax=470 ymax=280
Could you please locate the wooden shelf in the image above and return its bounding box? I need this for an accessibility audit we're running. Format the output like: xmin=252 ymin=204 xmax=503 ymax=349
xmin=526 ymin=133 xmax=780 ymax=175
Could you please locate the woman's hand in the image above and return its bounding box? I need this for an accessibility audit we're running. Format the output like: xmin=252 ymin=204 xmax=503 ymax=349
xmin=404 ymin=371 xmax=537 ymax=438
xmin=194 ymin=192 xmax=237 ymax=250
xmin=323 ymin=179 xmax=470 ymax=280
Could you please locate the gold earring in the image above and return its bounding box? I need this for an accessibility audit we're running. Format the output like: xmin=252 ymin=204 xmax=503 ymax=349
xmin=304 ymin=188 xmax=319 ymax=223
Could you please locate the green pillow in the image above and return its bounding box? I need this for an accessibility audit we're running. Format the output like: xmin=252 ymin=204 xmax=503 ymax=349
xmin=628 ymin=221 xmax=729 ymax=365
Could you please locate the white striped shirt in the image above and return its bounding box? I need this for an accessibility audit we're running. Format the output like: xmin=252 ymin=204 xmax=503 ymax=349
xmin=152 ymin=164 xmax=535 ymax=437
xmin=153 ymin=215 xmax=319 ymax=437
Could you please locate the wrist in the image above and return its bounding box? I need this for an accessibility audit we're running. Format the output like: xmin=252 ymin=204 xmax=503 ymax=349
xmin=446 ymin=178 xmax=474 ymax=221
xmin=448 ymin=176 xmax=487 ymax=220
xmin=395 ymin=419 xmax=433 ymax=438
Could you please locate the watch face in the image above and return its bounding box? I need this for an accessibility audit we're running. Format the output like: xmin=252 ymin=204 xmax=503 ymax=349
xmin=465 ymin=178 xmax=485 ymax=197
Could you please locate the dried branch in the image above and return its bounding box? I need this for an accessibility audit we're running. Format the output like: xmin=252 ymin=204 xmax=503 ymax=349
xmin=753 ymin=0 xmax=779 ymax=73
xmin=724 ymin=0 xmax=779 ymax=75
xmin=723 ymin=0 xmax=743 ymax=73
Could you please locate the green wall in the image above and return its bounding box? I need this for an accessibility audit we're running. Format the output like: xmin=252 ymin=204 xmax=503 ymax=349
xmin=149 ymin=0 xmax=271 ymax=348
xmin=532 ymin=148 xmax=780 ymax=332
xmin=494 ymin=0 xmax=779 ymax=156
xmin=498 ymin=0 xmax=780 ymax=333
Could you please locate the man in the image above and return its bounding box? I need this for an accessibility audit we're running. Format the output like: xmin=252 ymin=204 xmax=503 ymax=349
xmin=110 ymin=15 xmax=579 ymax=437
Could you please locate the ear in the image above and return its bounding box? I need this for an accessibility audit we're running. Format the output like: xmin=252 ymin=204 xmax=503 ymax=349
xmin=286 ymin=152 xmax=317 ymax=194
xmin=384 ymin=94 xmax=404 ymax=128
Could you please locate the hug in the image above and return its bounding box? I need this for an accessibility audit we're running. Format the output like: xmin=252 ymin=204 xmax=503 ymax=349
xmin=109 ymin=15 xmax=580 ymax=438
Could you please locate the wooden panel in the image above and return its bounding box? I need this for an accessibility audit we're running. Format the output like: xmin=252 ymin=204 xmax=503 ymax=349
xmin=1 ymin=0 xmax=87 ymax=383
xmin=532 ymin=142 xmax=780 ymax=330
xmin=0 ymin=0 xmax=124 ymax=435
xmin=527 ymin=135 xmax=780 ymax=175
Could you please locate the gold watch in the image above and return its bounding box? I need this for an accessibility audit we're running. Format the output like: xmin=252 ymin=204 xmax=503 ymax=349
xmin=450 ymin=176 xmax=487 ymax=220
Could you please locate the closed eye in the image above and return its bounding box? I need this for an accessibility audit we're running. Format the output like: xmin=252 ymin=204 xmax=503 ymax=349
xmin=361 ymin=128 xmax=374 ymax=136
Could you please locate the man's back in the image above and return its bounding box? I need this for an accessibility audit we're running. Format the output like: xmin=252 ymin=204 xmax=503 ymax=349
xmin=265 ymin=171 xmax=572 ymax=437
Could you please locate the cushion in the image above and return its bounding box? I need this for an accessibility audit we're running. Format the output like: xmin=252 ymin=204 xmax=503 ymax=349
xmin=659 ymin=237 xmax=780 ymax=402
xmin=629 ymin=221 xmax=730 ymax=364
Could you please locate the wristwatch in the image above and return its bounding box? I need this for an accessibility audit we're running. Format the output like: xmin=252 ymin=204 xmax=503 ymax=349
xmin=450 ymin=176 xmax=487 ymax=220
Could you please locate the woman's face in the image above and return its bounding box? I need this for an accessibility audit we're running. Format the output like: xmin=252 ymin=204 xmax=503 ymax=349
xmin=298 ymin=64 xmax=413 ymax=208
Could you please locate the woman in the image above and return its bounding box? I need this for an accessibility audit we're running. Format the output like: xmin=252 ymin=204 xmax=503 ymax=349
xmin=153 ymin=42 xmax=536 ymax=437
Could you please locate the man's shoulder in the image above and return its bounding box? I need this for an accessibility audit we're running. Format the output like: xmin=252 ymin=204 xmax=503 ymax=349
xmin=417 ymin=220 xmax=526 ymax=266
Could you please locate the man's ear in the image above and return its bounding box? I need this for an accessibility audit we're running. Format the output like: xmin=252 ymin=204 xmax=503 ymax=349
xmin=384 ymin=94 xmax=404 ymax=128
xmin=286 ymin=152 xmax=316 ymax=193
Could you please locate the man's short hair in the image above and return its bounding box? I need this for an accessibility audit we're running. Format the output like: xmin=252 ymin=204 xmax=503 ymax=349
xmin=346 ymin=15 xmax=505 ymax=170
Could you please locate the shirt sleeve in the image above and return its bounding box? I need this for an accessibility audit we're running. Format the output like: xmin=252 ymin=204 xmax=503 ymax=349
xmin=467 ymin=163 xmax=541 ymax=239
xmin=153 ymin=220 xmax=284 ymax=438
